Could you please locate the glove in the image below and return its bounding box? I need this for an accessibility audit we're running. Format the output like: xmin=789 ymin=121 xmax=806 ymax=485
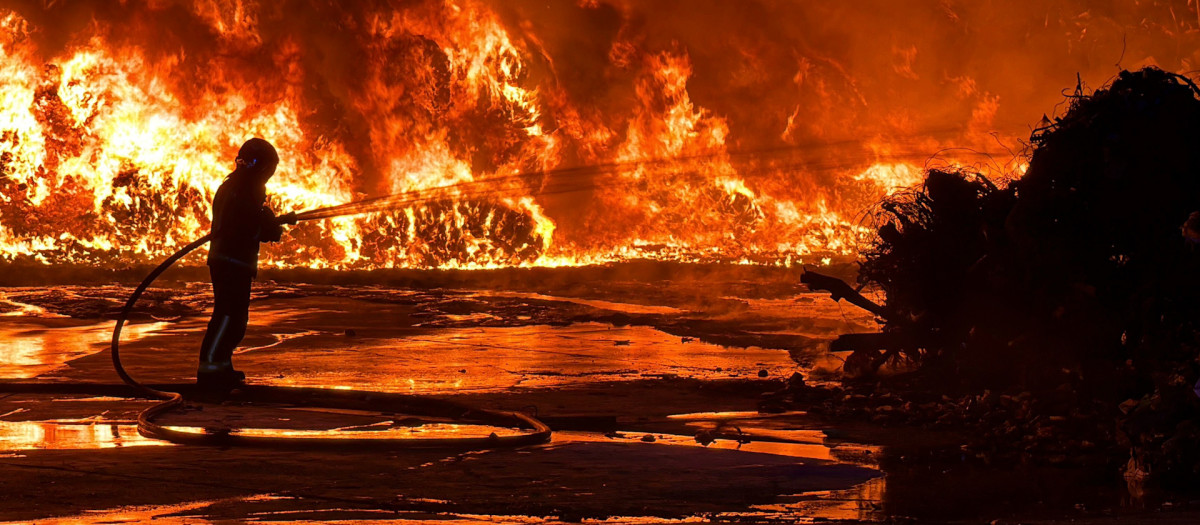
xmin=259 ymin=207 xmax=284 ymax=243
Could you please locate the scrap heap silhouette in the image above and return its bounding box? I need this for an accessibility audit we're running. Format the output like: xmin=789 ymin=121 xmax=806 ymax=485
xmin=851 ymin=67 xmax=1200 ymax=484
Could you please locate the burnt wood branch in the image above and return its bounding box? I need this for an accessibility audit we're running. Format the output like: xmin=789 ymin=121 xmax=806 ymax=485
xmin=830 ymin=332 xmax=926 ymax=377
xmin=801 ymin=270 xmax=891 ymax=321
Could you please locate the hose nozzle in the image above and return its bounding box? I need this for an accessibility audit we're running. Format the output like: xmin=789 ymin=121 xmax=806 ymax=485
xmin=277 ymin=211 xmax=299 ymax=225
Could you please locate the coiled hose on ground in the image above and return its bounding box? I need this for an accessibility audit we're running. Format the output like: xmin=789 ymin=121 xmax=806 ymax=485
xmin=110 ymin=234 xmax=551 ymax=449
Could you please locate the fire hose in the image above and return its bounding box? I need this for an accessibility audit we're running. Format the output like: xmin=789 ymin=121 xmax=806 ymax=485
xmin=110 ymin=213 xmax=551 ymax=449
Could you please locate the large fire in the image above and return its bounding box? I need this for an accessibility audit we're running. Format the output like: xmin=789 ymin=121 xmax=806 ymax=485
xmin=0 ymin=1 xmax=1192 ymax=269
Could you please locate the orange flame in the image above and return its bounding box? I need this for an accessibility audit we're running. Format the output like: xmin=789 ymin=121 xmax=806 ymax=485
xmin=0 ymin=1 xmax=1187 ymax=269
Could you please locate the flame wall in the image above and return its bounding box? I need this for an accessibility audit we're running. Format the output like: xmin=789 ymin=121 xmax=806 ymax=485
xmin=0 ymin=0 xmax=1195 ymax=269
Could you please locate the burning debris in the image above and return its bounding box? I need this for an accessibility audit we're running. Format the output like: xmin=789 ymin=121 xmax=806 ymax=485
xmin=7 ymin=1 xmax=1195 ymax=269
xmin=826 ymin=67 xmax=1200 ymax=486
xmin=0 ymin=2 xmax=893 ymax=269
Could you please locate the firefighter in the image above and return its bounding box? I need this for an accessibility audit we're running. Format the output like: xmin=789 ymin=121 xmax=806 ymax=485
xmin=198 ymin=138 xmax=288 ymax=389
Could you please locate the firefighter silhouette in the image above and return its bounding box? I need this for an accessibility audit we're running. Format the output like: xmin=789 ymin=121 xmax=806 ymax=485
xmin=198 ymin=138 xmax=287 ymax=388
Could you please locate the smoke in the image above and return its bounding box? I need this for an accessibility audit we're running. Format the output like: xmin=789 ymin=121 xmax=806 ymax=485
xmin=490 ymin=0 xmax=1200 ymax=251
xmin=12 ymin=0 xmax=1196 ymax=170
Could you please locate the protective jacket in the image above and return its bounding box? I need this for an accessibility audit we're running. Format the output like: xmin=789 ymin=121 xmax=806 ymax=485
xmin=207 ymin=176 xmax=283 ymax=276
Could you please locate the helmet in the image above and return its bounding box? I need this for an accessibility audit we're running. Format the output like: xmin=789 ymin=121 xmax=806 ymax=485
xmin=235 ymin=138 xmax=279 ymax=172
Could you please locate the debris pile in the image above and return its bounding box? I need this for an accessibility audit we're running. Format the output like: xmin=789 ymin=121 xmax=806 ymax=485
xmin=799 ymin=383 xmax=1119 ymax=467
xmin=837 ymin=68 xmax=1200 ymax=485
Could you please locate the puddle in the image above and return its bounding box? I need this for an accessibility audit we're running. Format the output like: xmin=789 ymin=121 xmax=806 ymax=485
xmin=479 ymin=291 xmax=686 ymax=315
xmin=668 ymin=411 xmax=832 ymax=443
xmin=0 ymin=420 xmax=170 ymax=451
xmin=553 ymin=422 xmax=881 ymax=465
xmin=0 ymin=418 xmax=539 ymax=450
xmin=0 ymin=320 xmax=168 ymax=379
xmin=28 ymin=494 xmax=280 ymax=525
xmin=732 ymin=477 xmax=888 ymax=522
xmin=544 ymin=428 xmax=886 ymax=523
xmin=655 ymin=411 xmax=888 ymax=521
xmin=263 ymin=322 xmax=797 ymax=394
xmin=577 ymin=431 xmax=844 ymax=462
xmin=159 ymin=422 xmax=534 ymax=440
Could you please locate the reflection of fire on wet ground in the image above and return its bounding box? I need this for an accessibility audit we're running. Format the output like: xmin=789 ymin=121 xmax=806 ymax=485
xmin=0 ymin=418 xmax=166 ymax=454
xmin=0 ymin=278 xmax=878 ymax=387
xmin=0 ymin=277 xmax=885 ymax=522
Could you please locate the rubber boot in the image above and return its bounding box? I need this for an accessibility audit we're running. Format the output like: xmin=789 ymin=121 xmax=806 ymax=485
xmin=214 ymin=314 xmax=248 ymax=383
xmin=197 ymin=315 xmax=246 ymax=390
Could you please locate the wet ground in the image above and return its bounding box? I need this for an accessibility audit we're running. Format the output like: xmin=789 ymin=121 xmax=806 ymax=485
xmin=0 ymin=264 xmax=1191 ymax=523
